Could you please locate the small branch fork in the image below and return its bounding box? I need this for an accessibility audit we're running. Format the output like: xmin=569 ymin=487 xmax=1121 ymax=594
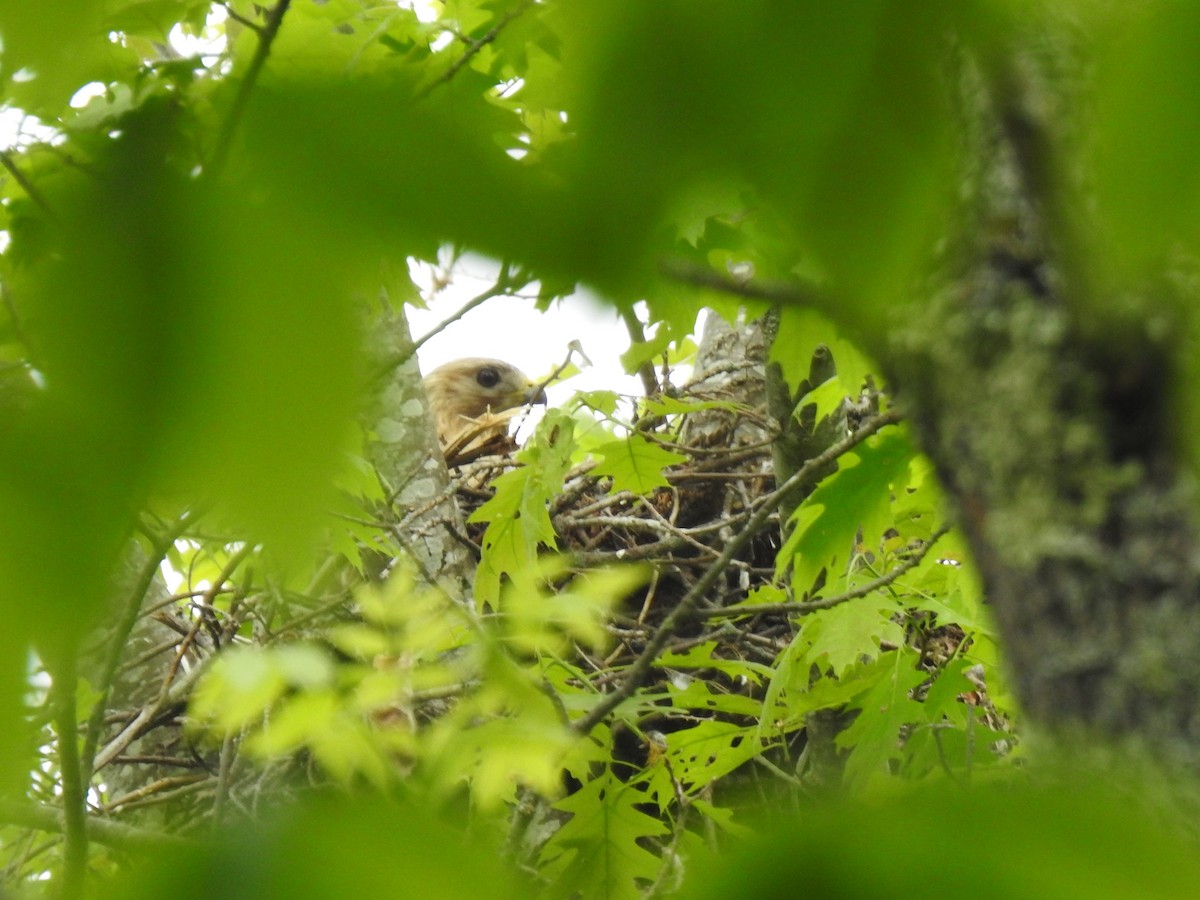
xmin=571 ymin=410 xmax=903 ymax=737
xmin=415 ymin=0 xmax=538 ymax=100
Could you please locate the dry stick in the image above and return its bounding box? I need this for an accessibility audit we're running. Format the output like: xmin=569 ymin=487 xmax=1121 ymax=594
xmin=81 ymin=511 xmax=197 ymax=782
xmin=415 ymin=0 xmax=537 ymax=100
xmin=571 ymin=410 xmax=902 ymax=737
xmin=207 ymin=0 xmax=292 ymax=178
xmin=92 ymin=658 xmax=209 ymax=772
xmin=696 ymin=524 xmax=952 ymax=619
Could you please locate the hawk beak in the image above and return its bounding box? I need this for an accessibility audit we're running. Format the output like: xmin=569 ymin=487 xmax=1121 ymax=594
xmin=525 ymin=382 xmax=549 ymax=406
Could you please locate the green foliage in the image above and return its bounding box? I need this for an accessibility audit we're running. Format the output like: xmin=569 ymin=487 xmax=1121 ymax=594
xmin=681 ymin=783 xmax=1200 ymax=900
xmin=589 ymin=435 xmax=688 ymax=495
xmin=778 ymin=430 xmax=917 ymax=595
xmin=471 ymin=409 xmax=577 ymax=607
xmin=0 ymin=0 xmax=1188 ymax=897
xmin=539 ymin=768 xmax=670 ymax=900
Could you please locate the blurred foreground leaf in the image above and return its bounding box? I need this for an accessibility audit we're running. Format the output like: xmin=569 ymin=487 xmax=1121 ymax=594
xmin=682 ymin=782 xmax=1200 ymax=900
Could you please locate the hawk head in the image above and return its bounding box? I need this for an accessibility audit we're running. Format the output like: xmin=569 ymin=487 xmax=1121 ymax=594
xmin=423 ymin=357 xmax=548 ymax=455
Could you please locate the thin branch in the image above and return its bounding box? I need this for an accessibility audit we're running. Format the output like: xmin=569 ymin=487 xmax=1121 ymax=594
xmin=697 ymin=524 xmax=952 ymax=619
xmin=0 ymin=800 xmax=188 ymax=851
xmin=571 ymin=410 xmax=902 ymax=736
xmin=92 ymin=659 xmax=209 ymax=772
xmin=207 ymin=0 xmax=293 ymax=178
xmin=0 ymin=149 xmax=55 ymax=218
xmin=620 ymin=307 xmax=661 ymax=398
xmin=371 ymin=264 xmax=525 ymax=380
xmin=220 ymin=1 xmax=265 ymax=33
xmin=415 ymin=0 xmax=537 ymax=100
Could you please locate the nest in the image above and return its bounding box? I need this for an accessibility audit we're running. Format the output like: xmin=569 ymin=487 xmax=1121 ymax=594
xmin=63 ymin=349 xmax=992 ymax=841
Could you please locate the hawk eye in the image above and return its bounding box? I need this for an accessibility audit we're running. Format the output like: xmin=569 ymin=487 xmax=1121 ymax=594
xmin=476 ymin=367 xmax=501 ymax=389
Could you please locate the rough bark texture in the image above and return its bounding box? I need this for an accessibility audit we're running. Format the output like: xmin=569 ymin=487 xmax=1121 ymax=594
xmin=887 ymin=36 xmax=1200 ymax=774
xmin=364 ymin=299 xmax=476 ymax=605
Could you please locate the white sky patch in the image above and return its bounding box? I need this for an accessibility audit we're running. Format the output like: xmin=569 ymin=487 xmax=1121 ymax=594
xmin=407 ymin=253 xmax=700 ymax=424
xmin=169 ymin=5 xmax=229 ymax=58
xmin=69 ymin=82 xmax=108 ymax=109
xmin=407 ymin=0 xmax=441 ymax=24
xmin=0 ymin=106 xmax=56 ymax=150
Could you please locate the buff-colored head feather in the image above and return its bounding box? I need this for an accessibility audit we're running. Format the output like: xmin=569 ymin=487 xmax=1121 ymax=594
xmin=422 ymin=357 xmax=547 ymax=450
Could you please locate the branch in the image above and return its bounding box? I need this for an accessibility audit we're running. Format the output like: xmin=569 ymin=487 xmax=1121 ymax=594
xmin=82 ymin=511 xmax=198 ymax=781
xmin=697 ymin=524 xmax=951 ymax=618
xmin=50 ymin=651 xmax=87 ymax=899
xmin=415 ymin=0 xmax=537 ymax=100
xmin=371 ymin=265 xmax=525 ymax=381
xmin=620 ymin=307 xmax=661 ymax=398
xmin=207 ymin=0 xmax=292 ymax=178
xmin=660 ymin=258 xmax=823 ymax=308
xmin=0 ymin=801 xmax=188 ymax=851
xmin=571 ymin=410 xmax=903 ymax=736
xmin=220 ymin=1 xmax=265 ymax=33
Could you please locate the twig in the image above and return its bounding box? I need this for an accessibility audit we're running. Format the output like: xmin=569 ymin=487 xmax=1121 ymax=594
xmin=697 ymin=524 xmax=951 ymax=619
xmin=571 ymin=410 xmax=902 ymax=736
xmin=207 ymin=0 xmax=292 ymax=178
xmin=415 ymin=0 xmax=536 ymax=100
xmin=92 ymin=655 xmax=210 ymax=772
xmin=620 ymin=307 xmax=661 ymax=399
xmin=372 ymin=265 xmax=525 ymax=381
xmin=50 ymin=651 xmax=87 ymax=900
xmin=220 ymin=1 xmax=265 ymax=33
xmin=102 ymin=775 xmax=209 ymax=814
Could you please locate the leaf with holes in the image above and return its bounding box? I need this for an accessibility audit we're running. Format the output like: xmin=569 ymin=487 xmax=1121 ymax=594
xmin=539 ymin=768 xmax=670 ymax=900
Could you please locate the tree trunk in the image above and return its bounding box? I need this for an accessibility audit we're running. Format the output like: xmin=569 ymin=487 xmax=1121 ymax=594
xmin=364 ymin=297 xmax=477 ymax=605
xmin=886 ymin=40 xmax=1200 ymax=776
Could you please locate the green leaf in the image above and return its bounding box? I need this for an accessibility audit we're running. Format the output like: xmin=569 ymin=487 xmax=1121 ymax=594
xmin=590 ymin=434 xmax=687 ymax=494
xmin=778 ymin=430 xmax=917 ymax=593
xmin=836 ymin=649 xmax=927 ymax=790
xmin=659 ymin=720 xmax=763 ymax=794
xmin=799 ymin=598 xmax=905 ymax=678
xmin=619 ymin=327 xmax=673 ymax=373
xmin=795 ymin=375 xmax=846 ymax=424
xmin=540 ymin=768 xmax=670 ymax=900
xmin=656 ymin=641 xmax=773 ymax=686
xmin=470 ymin=410 xmax=576 ymax=606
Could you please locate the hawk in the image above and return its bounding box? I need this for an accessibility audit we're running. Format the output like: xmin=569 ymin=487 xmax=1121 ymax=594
xmin=423 ymin=357 xmax=548 ymax=461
